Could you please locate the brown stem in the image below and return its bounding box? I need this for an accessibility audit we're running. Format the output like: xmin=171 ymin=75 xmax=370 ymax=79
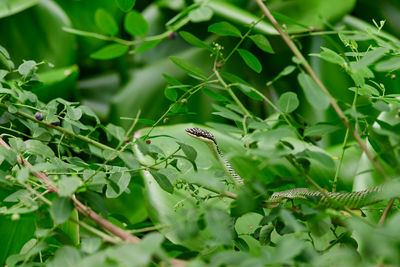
xmin=378 ymin=199 xmax=394 ymax=226
xmin=0 ymin=137 xmax=140 ymax=244
xmin=255 ymin=0 xmax=388 ymax=179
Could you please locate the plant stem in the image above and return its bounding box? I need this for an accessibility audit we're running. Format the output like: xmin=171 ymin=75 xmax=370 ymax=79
xmin=214 ymin=69 xmax=252 ymax=117
xmin=332 ymin=87 xmax=359 ymax=192
xmin=378 ymin=199 xmax=394 ymax=226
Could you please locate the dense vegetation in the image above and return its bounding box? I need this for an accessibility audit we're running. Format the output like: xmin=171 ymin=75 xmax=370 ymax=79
xmin=1 ymin=0 xmax=400 ymax=265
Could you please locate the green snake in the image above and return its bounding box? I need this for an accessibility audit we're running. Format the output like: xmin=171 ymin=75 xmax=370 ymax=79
xmin=186 ymin=127 xmax=392 ymax=209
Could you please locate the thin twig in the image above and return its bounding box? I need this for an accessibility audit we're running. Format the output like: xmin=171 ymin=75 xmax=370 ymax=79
xmin=378 ymin=199 xmax=394 ymax=226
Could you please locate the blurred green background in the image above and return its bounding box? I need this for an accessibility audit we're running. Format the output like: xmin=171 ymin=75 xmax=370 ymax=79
xmin=1 ymin=0 xmax=399 ymax=142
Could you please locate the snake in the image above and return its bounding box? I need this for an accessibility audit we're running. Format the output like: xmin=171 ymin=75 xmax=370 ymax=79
xmin=185 ymin=127 xmax=394 ymax=209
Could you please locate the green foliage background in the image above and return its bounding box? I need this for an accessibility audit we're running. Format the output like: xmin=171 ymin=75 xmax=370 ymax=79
xmin=1 ymin=0 xmax=400 ymax=266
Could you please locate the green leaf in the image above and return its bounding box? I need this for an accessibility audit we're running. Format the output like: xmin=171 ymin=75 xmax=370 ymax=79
xmin=0 ymin=146 xmax=17 ymax=165
xmin=351 ymin=47 xmax=389 ymax=70
xmin=66 ymin=106 xmax=82 ymax=121
xmin=176 ymin=142 xmax=197 ymax=162
xmin=149 ymin=169 xmax=174 ymax=194
xmin=237 ymin=49 xmax=262 ymax=73
xmin=118 ymin=152 xmax=140 ymax=169
xmin=49 ymin=246 xmax=81 ymax=266
xmin=313 ymin=47 xmax=346 ymax=66
xmin=189 ymin=6 xmax=213 ymax=22
xmin=124 ymin=10 xmax=149 ymax=36
xmin=115 ymin=0 xmax=136 ymax=12
xmin=106 ymin=172 xmax=131 ymax=198
xmin=90 ymin=44 xmax=129 ymax=60
xmin=51 ymin=197 xmax=73 ymax=224
xmin=259 ymin=225 xmax=274 ymax=246
xmin=212 ymin=104 xmax=242 ymax=121
xmin=249 ymin=34 xmax=274 ymax=54
xmin=132 ymin=40 xmax=161 ymax=54
xmin=16 ymin=167 xmax=29 ymax=183
xmin=205 ymin=209 xmax=233 ymax=245
xmin=164 ymin=87 xmax=178 ymax=101
xmin=267 ymin=65 xmax=296 ymax=86
xmin=304 ymin=124 xmax=340 ymax=137
xmin=375 ymin=57 xmax=400 ymax=71
xmin=179 ymin=31 xmax=212 ymax=51
xmin=278 ymin=92 xmax=299 ymax=113
xmin=58 ymin=176 xmax=82 ymax=196
xmin=0 ymin=0 xmax=40 ymax=18
xmin=203 ymin=88 xmax=229 ymax=101
xmin=297 ymin=73 xmax=330 ymax=110
xmin=81 ymin=237 xmax=102 ymax=254
xmin=208 ymin=21 xmax=241 ymax=37
xmin=349 ymin=85 xmax=380 ymax=96
xmin=169 ymin=56 xmax=206 ymax=79
xmin=25 ymin=140 xmax=55 ymax=158
xmin=94 ymin=9 xmax=118 ymax=35
xmin=221 ymin=72 xmax=263 ymax=101
xmin=106 ymin=123 xmax=126 ymax=141
xmin=7 ymin=104 xmax=17 ymax=114
xmin=305 ymin=150 xmax=335 ymax=169
xmin=17 ymin=60 xmax=37 ymax=78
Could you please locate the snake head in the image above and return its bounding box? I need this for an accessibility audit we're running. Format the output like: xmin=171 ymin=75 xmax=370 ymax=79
xmin=185 ymin=128 xmax=217 ymax=144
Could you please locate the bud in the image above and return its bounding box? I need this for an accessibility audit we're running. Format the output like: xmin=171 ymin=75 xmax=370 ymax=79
xmin=146 ymin=139 xmax=151 ymax=144
xmin=163 ymin=118 xmax=169 ymax=124
xmin=124 ymin=138 xmax=130 ymax=143
xmin=34 ymin=112 xmax=44 ymax=121
xmin=215 ymin=62 xmax=222 ymax=68
xmin=391 ymin=74 xmax=396 ymax=80
xmin=11 ymin=213 xmax=20 ymax=221
xmin=181 ymin=98 xmax=187 ymax=104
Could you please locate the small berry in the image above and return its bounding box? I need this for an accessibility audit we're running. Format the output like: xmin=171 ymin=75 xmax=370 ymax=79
xmin=163 ymin=118 xmax=169 ymax=124
xmin=215 ymin=62 xmax=222 ymax=68
xmin=34 ymin=112 xmax=44 ymax=121
xmin=168 ymin=32 xmax=178 ymax=39
xmin=181 ymin=98 xmax=187 ymax=104
xmin=125 ymin=138 xmax=130 ymax=143
xmin=391 ymin=74 xmax=396 ymax=80
xmin=146 ymin=139 xmax=151 ymax=144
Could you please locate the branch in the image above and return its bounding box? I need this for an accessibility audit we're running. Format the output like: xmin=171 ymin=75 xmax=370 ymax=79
xmin=255 ymin=0 xmax=389 ymax=180
xmin=0 ymin=137 xmax=140 ymax=244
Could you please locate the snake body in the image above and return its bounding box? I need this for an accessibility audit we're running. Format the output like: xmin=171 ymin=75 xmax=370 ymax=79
xmin=186 ymin=127 xmax=390 ymax=209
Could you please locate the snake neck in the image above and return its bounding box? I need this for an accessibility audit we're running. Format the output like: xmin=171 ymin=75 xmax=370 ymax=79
xmin=207 ymin=142 xmax=244 ymax=186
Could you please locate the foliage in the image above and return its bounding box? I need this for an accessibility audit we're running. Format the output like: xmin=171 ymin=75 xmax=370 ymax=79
xmin=1 ymin=0 xmax=400 ymax=266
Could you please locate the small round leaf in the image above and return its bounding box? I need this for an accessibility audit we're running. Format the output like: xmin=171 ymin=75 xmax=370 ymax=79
xmin=278 ymin=92 xmax=299 ymax=113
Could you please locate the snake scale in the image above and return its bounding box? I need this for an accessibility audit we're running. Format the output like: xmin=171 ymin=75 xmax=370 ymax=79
xmin=186 ymin=127 xmax=390 ymax=209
